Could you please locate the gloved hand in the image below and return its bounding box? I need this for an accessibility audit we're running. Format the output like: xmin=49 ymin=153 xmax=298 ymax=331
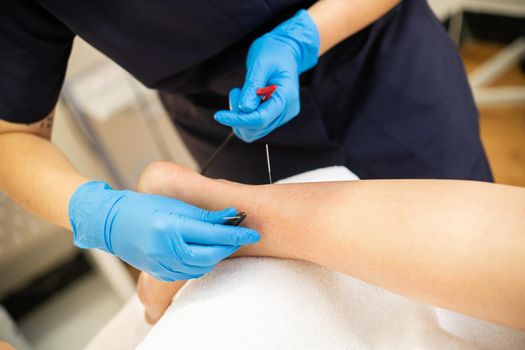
xmin=69 ymin=181 xmax=259 ymax=281
xmin=214 ymin=9 xmax=320 ymax=142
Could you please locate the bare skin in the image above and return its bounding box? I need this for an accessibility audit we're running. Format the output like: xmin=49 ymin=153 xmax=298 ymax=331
xmin=0 ymin=113 xmax=88 ymax=229
xmin=0 ymin=342 xmax=15 ymax=350
xmin=309 ymin=0 xmax=400 ymax=55
xmin=136 ymin=161 xmax=525 ymax=330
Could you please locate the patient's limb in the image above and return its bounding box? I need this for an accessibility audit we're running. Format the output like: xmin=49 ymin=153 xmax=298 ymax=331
xmin=137 ymin=273 xmax=185 ymax=324
xmin=137 ymin=162 xmax=525 ymax=329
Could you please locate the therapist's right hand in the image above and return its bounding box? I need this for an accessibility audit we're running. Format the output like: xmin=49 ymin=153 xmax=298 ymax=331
xmin=68 ymin=181 xmax=260 ymax=281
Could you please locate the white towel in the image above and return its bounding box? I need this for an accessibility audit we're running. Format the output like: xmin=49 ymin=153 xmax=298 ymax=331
xmin=135 ymin=166 xmax=524 ymax=349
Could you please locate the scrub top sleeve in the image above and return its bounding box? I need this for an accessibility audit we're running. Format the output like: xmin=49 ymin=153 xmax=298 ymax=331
xmin=0 ymin=1 xmax=75 ymax=124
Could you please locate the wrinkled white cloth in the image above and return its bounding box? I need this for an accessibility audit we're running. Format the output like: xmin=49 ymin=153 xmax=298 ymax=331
xmin=140 ymin=257 xmax=476 ymax=350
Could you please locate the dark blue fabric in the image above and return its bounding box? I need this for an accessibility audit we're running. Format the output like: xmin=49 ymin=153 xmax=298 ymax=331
xmin=0 ymin=0 xmax=492 ymax=182
xmin=0 ymin=0 xmax=309 ymax=122
xmin=0 ymin=1 xmax=74 ymax=123
xmin=160 ymin=0 xmax=493 ymax=182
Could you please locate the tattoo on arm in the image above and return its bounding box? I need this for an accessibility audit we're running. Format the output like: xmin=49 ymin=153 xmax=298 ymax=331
xmin=0 ymin=111 xmax=55 ymax=139
xmin=38 ymin=114 xmax=54 ymax=130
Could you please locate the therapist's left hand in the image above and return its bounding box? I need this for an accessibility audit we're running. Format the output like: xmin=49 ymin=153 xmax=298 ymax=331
xmin=214 ymin=10 xmax=320 ymax=142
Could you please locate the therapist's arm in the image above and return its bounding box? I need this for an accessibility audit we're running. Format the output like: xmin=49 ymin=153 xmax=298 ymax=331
xmin=0 ymin=115 xmax=259 ymax=281
xmin=137 ymin=162 xmax=525 ymax=329
xmin=0 ymin=114 xmax=89 ymax=229
xmin=1 ymin=115 xmax=259 ymax=282
xmin=308 ymin=0 xmax=400 ymax=55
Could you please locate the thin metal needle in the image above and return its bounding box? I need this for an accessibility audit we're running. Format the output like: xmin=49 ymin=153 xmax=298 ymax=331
xmin=200 ymin=94 xmax=237 ymax=176
xmin=200 ymin=131 xmax=234 ymax=175
xmin=265 ymin=143 xmax=272 ymax=184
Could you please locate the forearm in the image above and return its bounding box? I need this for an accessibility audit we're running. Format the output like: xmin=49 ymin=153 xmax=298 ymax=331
xmin=248 ymin=181 xmax=525 ymax=329
xmin=232 ymin=181 xmax=525 ymax=328
xmin=0 ymin=131 xmax=89 ymax=230
xmin=308 ymin=0 xmax=400 ymax=55
xmin=138 ymin=163 xmax=525 ymax=328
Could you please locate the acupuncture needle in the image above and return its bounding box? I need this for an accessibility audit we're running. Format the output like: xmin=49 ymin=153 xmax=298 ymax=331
xmin=200 ymin=131 xmax=234 ymax=175
xmin=265 ymin=143 xmax=272 ymax=184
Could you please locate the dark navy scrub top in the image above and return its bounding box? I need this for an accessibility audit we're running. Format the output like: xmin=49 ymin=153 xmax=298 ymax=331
xmin=0 ymin=0 xmax=493 ymax=183
xmin=0 ymin=0 xmax=311 ymax=122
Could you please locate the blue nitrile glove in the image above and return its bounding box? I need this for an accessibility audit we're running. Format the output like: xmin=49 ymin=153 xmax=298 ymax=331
xmin=214 ymin=9 xmax=320 ymax=142
xmin=69 ymin=181 xmax=260 ymax=281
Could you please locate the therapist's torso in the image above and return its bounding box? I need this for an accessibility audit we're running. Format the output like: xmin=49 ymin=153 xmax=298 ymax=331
xmin=0 ymin=0 xmax=493 ymax=183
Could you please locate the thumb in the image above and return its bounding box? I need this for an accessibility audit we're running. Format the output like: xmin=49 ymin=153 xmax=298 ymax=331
xmin=228 ymin=88 xmax=241 ymax=112
xmin=239 ymin=63 xmax=269 ymax=113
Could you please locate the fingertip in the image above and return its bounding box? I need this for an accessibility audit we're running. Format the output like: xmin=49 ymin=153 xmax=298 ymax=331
xmin=213 ymin=111 xmax=225 ymax=122
xmin=239 ymin=229 xmax=260 ymax=245
xmin=214 ymin=111 xmax=249 ymax=128
xmin=213 ymin=111 xmax=230 ymax=125
xmin=248 ymin=230 xmax=261 ymax=244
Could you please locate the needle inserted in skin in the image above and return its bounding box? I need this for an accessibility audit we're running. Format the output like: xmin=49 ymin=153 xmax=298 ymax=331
xmin=265 ymin=143 xmax=272 ymax=184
